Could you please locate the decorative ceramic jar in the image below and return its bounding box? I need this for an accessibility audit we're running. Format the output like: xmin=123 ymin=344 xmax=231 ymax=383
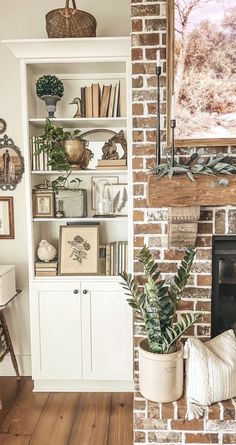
xmin=37 ymin=239 xmax=57 ymax=262
xmin=138 ymin=339 xmax=184 ymax=402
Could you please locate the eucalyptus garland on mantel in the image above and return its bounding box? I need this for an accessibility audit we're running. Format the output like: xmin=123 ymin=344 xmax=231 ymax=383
xmin=151 ymin=152 xmax=236 ymax=182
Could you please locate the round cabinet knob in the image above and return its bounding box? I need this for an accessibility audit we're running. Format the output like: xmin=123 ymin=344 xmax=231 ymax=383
xmin=83 ymin=289 xmax=88 ymax=294
xmin=73 ymin=289 xmax=79 ymax=294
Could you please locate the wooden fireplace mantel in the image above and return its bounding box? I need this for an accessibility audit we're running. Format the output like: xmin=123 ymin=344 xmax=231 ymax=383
xmin=147 ymin=174 xmax=236 ymax=207
xmin=148 ymin=173 xmax=236 ymax=247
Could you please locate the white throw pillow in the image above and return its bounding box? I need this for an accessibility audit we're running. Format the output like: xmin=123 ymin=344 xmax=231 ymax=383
xmin=184 ymin=329 xmax=236 ymax=419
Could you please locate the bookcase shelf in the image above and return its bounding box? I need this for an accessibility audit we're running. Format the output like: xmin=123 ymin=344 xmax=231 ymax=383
xmin=20 ymin=39 xmax=132 ymax=281
xmin=31 ymin=169 xmax=128 ymax=176
xmin=33 ymin=217 xmax=128 ymax=222
xmin=6 ymin=39 xmax=132 ymax=283
xmin=33 ymin=275 xmax=122 ymax=282
xmin=29 ymin=117 xmax=127 ymax=129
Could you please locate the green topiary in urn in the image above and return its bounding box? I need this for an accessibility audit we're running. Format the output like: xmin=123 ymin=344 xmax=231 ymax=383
xmin=36 ymin=75 xmax=64 ymax=118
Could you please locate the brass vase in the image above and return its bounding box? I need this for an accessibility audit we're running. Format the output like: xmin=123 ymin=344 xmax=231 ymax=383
xmin=64 ymin=139 xmax=87 ymax=168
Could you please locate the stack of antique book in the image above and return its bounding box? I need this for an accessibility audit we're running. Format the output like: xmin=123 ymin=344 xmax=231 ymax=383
xmin=96 ymin=159 xmax=127 ymax=169
xmin=35 ymin=260 xmax=58 ymax=277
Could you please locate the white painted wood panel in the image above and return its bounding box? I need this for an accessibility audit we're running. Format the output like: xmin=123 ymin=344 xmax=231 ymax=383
xmin=30 ymin=280 xmax=132 ymax=385
xmin=81 ymin=281 xmax=133 ymax=380
xmin=3 ymin=37 xmax=130 ymax=60
xmin=30 ymin=282 xmax=82 ymax=380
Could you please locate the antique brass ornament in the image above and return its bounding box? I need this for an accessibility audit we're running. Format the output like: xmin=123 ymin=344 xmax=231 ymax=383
xmin=101 ymin=130 xmax=127 ymax=161
xmin=0 ymin=135 xmax=24 ymax=190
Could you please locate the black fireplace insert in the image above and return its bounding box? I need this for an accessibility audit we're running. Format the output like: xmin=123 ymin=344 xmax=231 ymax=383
xmin=212 ymin=235 xmax=236 ymax=338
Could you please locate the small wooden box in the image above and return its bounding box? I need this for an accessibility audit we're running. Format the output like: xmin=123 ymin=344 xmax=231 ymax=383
xmin=0 ymin=265 xmax=16 ymax=306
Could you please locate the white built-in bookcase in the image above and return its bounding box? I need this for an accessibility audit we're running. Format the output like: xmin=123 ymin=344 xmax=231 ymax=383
xmin=3 ymin=38 xmax=133 ymax=391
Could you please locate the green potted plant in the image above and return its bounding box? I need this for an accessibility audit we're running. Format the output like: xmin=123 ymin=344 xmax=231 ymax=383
xmin=36 ymin=74 xmax=64 ymax=117
xmin=36 ymin=118 xmax=91 ymax=173
xmin=120 ymin=245 xmax=199 ymax=402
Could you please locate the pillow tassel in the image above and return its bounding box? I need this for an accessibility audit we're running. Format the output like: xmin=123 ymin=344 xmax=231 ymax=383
xmin=186 ymin=401 xmax=205 ymax=420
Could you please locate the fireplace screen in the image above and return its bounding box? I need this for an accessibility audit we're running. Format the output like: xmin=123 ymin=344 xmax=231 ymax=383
xmin=212 ymin=236 xmax=236 ymax=338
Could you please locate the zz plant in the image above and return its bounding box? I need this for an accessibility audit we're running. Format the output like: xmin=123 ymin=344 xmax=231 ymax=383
xmin=120 ymin=246 xmax=199 ymax=354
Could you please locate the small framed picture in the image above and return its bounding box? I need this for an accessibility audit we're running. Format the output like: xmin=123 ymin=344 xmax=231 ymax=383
xmin=0 ymin=196 xmax=14 ymax=239
xmin=59 ymin=224 xmax=99 ymax=275
xmin=91 ymin=176 xmax=118 ymax=210
xmin=111 ymin=184 xmax=128 ymax=216
xmin=33 ymin=190 xmax=55 ymax=218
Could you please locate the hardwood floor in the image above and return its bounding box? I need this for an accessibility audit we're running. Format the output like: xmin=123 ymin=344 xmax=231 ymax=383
xmin=0 ymin=378 xmax=133 ymax=445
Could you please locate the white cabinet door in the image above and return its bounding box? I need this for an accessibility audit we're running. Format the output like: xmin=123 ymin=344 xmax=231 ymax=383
xmin=30 ymin=282 xmax=82 ymax=380
xmin=81 ymin=281 xmax=133 ymax=381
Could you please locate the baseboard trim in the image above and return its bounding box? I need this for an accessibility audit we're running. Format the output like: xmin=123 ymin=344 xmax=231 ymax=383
xmin=33 ymin=379 xmax=134 ymax=392
xmin=0 ymin=356 xmax=134 ymax=392
xmin=0 ymin=354 xmax=31 ymax=376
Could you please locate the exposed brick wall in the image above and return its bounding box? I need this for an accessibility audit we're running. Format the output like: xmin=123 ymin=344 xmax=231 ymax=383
xmin=134 ymin=395 xmax=236 ymax=444
xmin=131 ymin=1 xmax=236 ymax=444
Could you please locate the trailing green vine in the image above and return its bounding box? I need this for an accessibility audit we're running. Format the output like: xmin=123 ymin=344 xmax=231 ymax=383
xmin=35 ymin=118 xmax=83 ymax=190
xmin=35 ymin=117 xmax=81 ymax=172
xmin=51 ymin=176 xmax=82 ymax=191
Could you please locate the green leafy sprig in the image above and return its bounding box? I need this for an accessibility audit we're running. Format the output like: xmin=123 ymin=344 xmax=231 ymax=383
xmin=152 ymin=153 xmax=236 ymax=182
xmin=52 ymin=176 xmax=82 ymax=191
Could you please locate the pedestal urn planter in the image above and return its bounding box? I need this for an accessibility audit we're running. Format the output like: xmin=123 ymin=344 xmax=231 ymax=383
xmin=36 ymin=74 xmax=64 ymax=118
xmin=41 ymin=95 xmax=61 ymax=118
xmin=138 ymin=339 xmax=184 ymax=403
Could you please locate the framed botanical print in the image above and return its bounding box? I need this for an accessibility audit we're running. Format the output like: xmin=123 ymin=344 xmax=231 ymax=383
xmin=59 ymin=224 xmax=99 ymax=275
xmin=167 ymin=0 xmax=236 ymax=147
xmin=33 ymin=190 xmax=55 ymax=218
xmin=0 ymin=197 xmax=14 ymax=239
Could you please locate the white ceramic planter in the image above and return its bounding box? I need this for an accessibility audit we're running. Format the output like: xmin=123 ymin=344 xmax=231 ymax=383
xmin=138 ymin=338 xmax=184 ymax=403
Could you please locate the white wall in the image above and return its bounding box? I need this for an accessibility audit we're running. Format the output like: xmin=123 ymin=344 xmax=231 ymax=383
xmin=0 ymin=0 xmax=130 ymax=376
